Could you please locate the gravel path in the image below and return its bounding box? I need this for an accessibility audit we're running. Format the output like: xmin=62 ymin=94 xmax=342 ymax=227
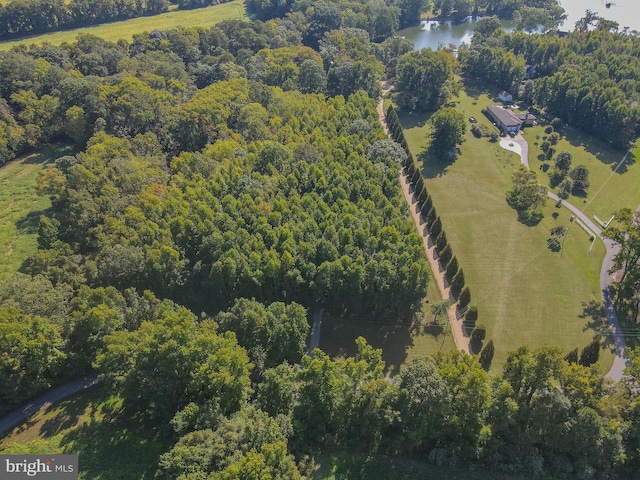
xmin=377 ymin=87 xmax=470 ymax=354
xmin=307 ymin=308 xmax=323 ymax=356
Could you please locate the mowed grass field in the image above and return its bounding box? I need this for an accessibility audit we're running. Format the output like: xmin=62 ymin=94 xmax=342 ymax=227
xmin=0 ymin=386 xmax=167 ymax=480
xmin=0 ymin=145 xmax=74 ymax=280
xmin=522 ymin=123 xmax=640 ymax=221
xmin=0 ymin=0 xmax=246 ymax=50
xmin=395 ymin=79 xmax=617 ymax=371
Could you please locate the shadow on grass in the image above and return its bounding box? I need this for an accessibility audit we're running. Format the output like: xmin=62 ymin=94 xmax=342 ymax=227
xmin=560 ymin=124 xmax=629 ymax=172
xmin=15 ymin=207 xmax=54 ymax=235
xmin=21 ymin=144 xmax=75 ymax=166
xmin=59 ymin=410 xmax=167 ymax=480
xmin=580 ymin=300 xmax=616 ymax=354
xmin=319 ymin=315 xmax=416 ymax=376
xmin=420 ymin=147 xmax=460 ymax=178
xmin=395 ymin=106 xmax=434 ymax=129
xmin=461 ymin=76 xmax=494 ymax=100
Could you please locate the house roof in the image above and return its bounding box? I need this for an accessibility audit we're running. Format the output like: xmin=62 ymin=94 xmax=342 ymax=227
xmin=487 ymin=105 xmax=521 ymax=127
xmin=516 ymin=113 xmax=536 ymax=122
xmin=499 ymin=91 xmax=512 ymax=98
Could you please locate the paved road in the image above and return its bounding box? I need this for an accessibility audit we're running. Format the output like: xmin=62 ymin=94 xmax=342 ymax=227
xmin=0 ymin=374 xmax=100 ymax=435
xmin=547 ymin=191 xmax=627 ymax=381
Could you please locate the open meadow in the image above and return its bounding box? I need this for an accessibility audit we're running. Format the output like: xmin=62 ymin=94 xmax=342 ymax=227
xmin=0 ymin=145 xmax=74 ymax=280
xmin=394 ymin=79 xmax=620 ymax=371
xmin=0 ymin=0 xmax=246 ymax=49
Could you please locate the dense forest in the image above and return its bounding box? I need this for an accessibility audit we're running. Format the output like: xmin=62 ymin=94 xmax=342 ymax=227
xmin=1 ymin=0 xmax=640 ymax=477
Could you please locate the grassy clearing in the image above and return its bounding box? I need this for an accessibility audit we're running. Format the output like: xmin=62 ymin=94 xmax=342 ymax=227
xmin=317 ymin=452 xmax=526 ymax=480
xmin=522 ymin=123 xmax=640 ymax=221
xmin=395 ymin=79 xmax=615 ymax=371
xmin=0 ymin=0 xmax=246 ymax=50
xmin=0 ymin=385 xmax=167 ymax=480
xmin=0 ymin=145 xmax=74 ymax=280
xmin=319 ymin=304 xmax=456 ymax=376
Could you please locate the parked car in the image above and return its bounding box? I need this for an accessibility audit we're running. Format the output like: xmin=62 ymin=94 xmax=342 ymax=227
xmin=469 ymin=116 xmax=477 ymax=123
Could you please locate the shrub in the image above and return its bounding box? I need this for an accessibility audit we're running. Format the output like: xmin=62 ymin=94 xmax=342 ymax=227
xmin=425 ymin=207 xmax=437 ymax=226
xmin=438 ymin=244 xmax=452 ymax=266
xmin=423 ymin=195 xmax=433 ymax=214
xmin=579 ymin=339 xmax=600 ymax=367
xmin=464 ymin=306 xmax=478 ymax=335
xmin=471 ymin=323 xmax=486 ymax=343
xmin=450 ymin=268 xmax=465 ymax=298
xmin=430 ymin=216 xmax=442 ymax=237
xmin=489 ymin=132 xmax=499 ymax=143
xmin=436 ymin=230 xmax=448 ymax=253
xmin=479 ymin=339 xmax=495 ymax=370
xmin=458 ymin=286 xmax=471 ymax=308
xmin=445 ymin=256 xmax=459 ymax=279
xmin=471 ymin=125 xmax=483 ymax=138
xmin=565 ymin=347 xmax=578 ymax=364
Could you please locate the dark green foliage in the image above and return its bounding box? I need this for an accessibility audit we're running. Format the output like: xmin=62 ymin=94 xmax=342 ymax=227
xmin=423 ymin=194 xmax=433 ymax=214
xmin=569 ymin=164 xmax=590 ymax=193
xmin=216 ymin=299 xmax=309 ymax=372
xmin=478 ymin=339 xmax=494 ymax=370
xmin=416 ymin=185 xmax=428 ymax=206
xmin=396 ymin=49 xmax=454 ymax=112
xmin=458 ymin=286 xmax=471 ymax=309
xmin=450 ymin=268 xmax=465 ymax=298
xmin=430 ymin=216 xmax=443 ymax=238
xmin=445 ymin=256 xmax=459 ymax=280
xmin=429 ymin=108 xmax=467 ymax=156
xmin=470 ymin=323 xmax=486 ymax=345
xmin=464 ymin=306 xmax=478 ymax=335
xmin=438 ymin=243 xmax=452 ymax=267
xmin=435 ymin=230 xmax=448 ymax=253
xmin=578 ymin=339 xmax=600 ymax=367
xmin=565 ymin=347 xmax=579 ymax=364
xmin=425 ymin=206 xmax=437 ymax=227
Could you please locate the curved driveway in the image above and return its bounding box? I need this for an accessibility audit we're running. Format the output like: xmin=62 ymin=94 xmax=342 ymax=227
xmin=501 ymin=140 xmax=628 ymax=380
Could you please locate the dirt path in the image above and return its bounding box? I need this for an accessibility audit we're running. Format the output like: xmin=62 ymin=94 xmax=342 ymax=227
xmin=377 ymin=86 xmax=470 ymax=353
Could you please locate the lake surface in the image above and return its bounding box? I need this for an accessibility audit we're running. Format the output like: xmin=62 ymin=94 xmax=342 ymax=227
xmin=399 ymin=0 xmax=640 ymax=51
xmin=400 ymin=17 xmax=515 ymax=51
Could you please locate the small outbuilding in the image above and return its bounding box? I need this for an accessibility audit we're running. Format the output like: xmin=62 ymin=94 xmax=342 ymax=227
xmin=498 ymin=91 xmax=513 ymax=102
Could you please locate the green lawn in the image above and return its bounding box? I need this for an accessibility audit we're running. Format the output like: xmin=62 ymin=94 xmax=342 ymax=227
xmin=394 ymin=79 xmax=616 ymax=372
xmin=319 ymin=300 xmax=456 ymax=377
xmin=0 ymin=145 xmax=74 ymax=280
xmin=0 ymin=0 xmax=246 ymax=50
xmin=522 ymin=123 xmax=640 ymax=222
xmin=0 ymin=385 xmax=167 ymax=480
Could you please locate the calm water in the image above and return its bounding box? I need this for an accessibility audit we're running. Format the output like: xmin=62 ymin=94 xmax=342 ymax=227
xmin=399 ymin=0 xmax=640 ymax=51
xmin=400 ymin=17 xmax=515 ymax=51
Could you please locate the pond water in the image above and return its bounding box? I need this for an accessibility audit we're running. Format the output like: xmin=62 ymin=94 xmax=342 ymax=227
xmin=398 ymin=0 xmax=640 ymax=51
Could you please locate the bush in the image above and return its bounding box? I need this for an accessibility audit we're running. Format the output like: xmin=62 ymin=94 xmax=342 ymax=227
xmin=450 ymin=268 xmax=465 ymax=298
xmin=479 ymin=339 xmax=495 ymax=370
xmin=436 ymin=231 xmax=448 ymax=253
xmin=445 ymin=256 xmax=459 ymax=279
xmin=464 ymin=306 xmax=478 ymax=335
xmin=471 ymin=125 xmax=483 ymax=138
xmin=579 ymin=339 xmax=600 ymax=367
xmin=458 ymin=286 xmax=471 ymax=308
xmin=425 ymin=207 xmax=437 ymax=226
xmin=565 ymin=347 xmax=578 ymax=364
xmin=470 ymin=323 xmax=486 ymax=352
xmin=438 ymin=244 xmax=452 ymax=266
xmin=489 ymin=132 xmax=499 ymax=143
xmin=430 ymin=216 xmax=442 ymax=237
xmin=423 ymin=195 xmax=433 ymax=214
